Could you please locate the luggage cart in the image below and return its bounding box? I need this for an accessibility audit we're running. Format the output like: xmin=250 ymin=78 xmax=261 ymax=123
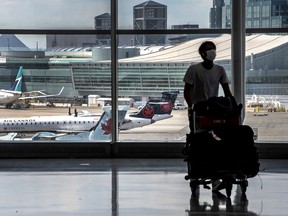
xmin=183 ymin=98 xmax=259 ymax=197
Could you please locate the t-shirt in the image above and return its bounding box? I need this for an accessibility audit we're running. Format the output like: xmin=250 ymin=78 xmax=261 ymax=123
xmin=183 ymin=63 xmax=229 ymax=104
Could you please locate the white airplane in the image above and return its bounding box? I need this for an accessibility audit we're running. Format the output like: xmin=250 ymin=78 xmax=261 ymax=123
xmin=0 ymin=132 xmax=18 ymax=141
xmin=31 ymin=106 xmax=129 ymax=141
xmin=0 ymin=91 xmax=179 ymax=138
xmin=0 ymin=113 xmax=101 ymax=133
xmin=120 ymin=91 xmax=179 ymax=130
xmin=0 ymin=66 xmax=64 ymax=108
xmin=19 ymin=86 xmax=65 ymax=101
xmin=0 ymin=66 xmax=23 ymax=107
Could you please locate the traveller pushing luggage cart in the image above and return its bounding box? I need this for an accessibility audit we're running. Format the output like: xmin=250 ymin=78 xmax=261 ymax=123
xmin=183 ymin=41 xmax=259 ymax=197
xmin=182 ymin=96 xmax=259 ymax=197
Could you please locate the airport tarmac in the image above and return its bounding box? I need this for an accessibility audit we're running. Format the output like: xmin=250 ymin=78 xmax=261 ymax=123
xmin=0 ymin=106 xmax=288 ymax=141
xmin=0 ymin=106 xmax=102 ymax=118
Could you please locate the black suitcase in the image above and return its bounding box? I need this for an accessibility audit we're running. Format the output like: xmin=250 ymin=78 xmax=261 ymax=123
xmin=183 ymin=124 xmax=259 ymax=197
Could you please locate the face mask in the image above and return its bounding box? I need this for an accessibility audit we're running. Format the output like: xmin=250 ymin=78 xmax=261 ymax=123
xmin=206 ymin=49 xmax=216 ymax=61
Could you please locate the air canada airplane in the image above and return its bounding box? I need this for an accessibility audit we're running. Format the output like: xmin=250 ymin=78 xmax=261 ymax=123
xmin=0 ymin=113 xmax=101 ymax=133
xmin=120 ymin=91 xmax=179 ymax=130
xmin=29 ymin=106 xmax=129 ymax=141
xmin=0 ymin=91 xmax=179 ymax=134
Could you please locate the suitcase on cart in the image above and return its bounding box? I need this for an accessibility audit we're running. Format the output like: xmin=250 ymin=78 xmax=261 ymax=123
xmin=183 ymin=97 xmax=259 ymax=197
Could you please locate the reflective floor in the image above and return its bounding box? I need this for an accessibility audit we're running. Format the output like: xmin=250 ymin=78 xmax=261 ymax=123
xmin=0 ymin=158 xmax=287 ymax=216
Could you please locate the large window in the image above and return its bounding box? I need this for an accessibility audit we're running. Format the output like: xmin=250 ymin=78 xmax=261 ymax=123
xmin=0 ymin=0 xmax=288 ymax=151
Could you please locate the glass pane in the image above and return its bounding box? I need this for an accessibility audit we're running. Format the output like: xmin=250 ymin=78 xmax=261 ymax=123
xmin=243 ymin=34 xmax=288 ymax=142
xmin=117 ymin=33 xmax=288 ymax=142
xmin=0 ymin=34 xmax=113 ymax=142
xmin=118 ymin=34 xmax=231 ymax=142
xmin=0 ymin=0 xmax=109 ymax=29
xmin=244 ymin=0 xmax=288 ymax=28
xmin=119 ymin=0 xmax=212 ymax=29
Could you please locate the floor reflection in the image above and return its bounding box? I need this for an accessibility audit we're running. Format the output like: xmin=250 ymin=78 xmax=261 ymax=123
xmin=188 ymin=186 xmax=259 ymax=215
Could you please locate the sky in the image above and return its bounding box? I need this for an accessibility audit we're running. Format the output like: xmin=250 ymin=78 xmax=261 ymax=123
xmin=0 ymin=0 xmax=213 ymax=49
xmin=0 ymin=0 xmax=212 ymax=28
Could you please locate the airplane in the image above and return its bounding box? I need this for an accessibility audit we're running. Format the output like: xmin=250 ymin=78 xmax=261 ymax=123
xmin=0 ymin=66 xmax=23 ymax=108
xmin=0 ymin=132 xmax=18 ymax=141
xmin=19 ymin=86 xmax=65 ymax=101
xmin=120 ymin=91 xmax=179 ymax=130
xmin=0 ymin=113 xmax=101 ymax=133
xmin=148 ymin=90 xmax=179 ymax=120
xmin=0 ymin=66 xmax=64 ymax=108
xmin=0 ymin=91 xmax=178 ymax=138
xmin=31 ymin=105 xmax=129 ymax=141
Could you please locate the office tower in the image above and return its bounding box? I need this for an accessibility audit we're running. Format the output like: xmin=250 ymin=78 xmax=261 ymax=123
xmin=210 ymin=0 xmax=225 ymax=28
xmin=133 ymin=0 xmax=167 ymax=46
xmin=94 ymin=13 xmax=111 ymax=46
xmin=213 ymin=0 xmax=288 ymax=28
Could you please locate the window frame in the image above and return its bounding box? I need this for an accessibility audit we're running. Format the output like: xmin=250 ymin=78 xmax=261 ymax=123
xmin=0 ymin=0 xmax=287 ymax=158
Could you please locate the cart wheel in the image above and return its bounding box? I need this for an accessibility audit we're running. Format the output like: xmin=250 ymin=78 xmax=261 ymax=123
xmin=182 ymin=147 xmax=190 ymax=156
xmin=191 ymin=186 xmax=199 ymax=197
xmin=240 ymin=180 xmax=248 ymax=194
xmin=190 ymin=180 xmax=200 ymax=197
xmin=182 ymin=147 xmax=188 ymax=156
xmin=225 ymin=181 xmax=233 ymax=198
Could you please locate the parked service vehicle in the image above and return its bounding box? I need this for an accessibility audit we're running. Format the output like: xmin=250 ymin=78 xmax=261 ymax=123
xmin=173 ymin=103 xmax=187 ymax=110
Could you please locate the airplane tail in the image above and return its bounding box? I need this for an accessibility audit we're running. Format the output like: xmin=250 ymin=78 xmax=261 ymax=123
xmin=9 ymin=66 xmax=23 ymax=92
xmin=159 ymin=90 xmax=179 ymax=105
xmin=53 ymin=106 xmax=128 ymax=141
xmin=130 ymin=91 xmax=179 ymax=118
xmin=129 ymin=104 xmax=155 ymax=118
xmin=147 ymin=101 xmax=174 ymax=115
xmin=147 ymin=91 xmax=179 ymax=115
xmin=88 ymin=106 xmax=129 ymax=141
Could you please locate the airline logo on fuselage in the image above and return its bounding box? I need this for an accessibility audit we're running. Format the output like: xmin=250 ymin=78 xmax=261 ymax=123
xmin=142 ymin=106 xmax=154 ymax=118
xmin=3 ymin=119 xmax=36 ymax=123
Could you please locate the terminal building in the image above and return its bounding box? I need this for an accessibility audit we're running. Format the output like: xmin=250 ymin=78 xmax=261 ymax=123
xmin=0 ymin=34 xmax=288 ymax=104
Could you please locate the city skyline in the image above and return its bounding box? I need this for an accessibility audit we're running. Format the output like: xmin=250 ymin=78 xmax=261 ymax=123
xmin=0 ymin=0 xmax=212 ymax=49
xmin=0 ymin=0 xmax=211 ymax=29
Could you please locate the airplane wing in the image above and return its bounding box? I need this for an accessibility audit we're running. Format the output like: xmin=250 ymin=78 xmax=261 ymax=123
xmin=19 ymin=87 xmax=64 ymax=100
xmin=0 ymin=133 xmax=18 ymax=141
xmin=31 ymin=132 xmax=67 ymax=141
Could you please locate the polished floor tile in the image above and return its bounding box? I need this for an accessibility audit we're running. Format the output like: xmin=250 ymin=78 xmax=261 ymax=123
xmin=0 ymin=159 xmax=287 ymax=216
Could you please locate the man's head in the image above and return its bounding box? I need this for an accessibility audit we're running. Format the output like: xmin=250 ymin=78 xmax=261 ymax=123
xmin=198 ymin=41 xmax=216 ymax=62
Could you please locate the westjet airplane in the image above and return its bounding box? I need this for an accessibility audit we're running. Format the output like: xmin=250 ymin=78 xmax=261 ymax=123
xmin=0 ymin=66 xmax=64 ymax=108
xmin=0 ymin=66 xmax=23 ymax=107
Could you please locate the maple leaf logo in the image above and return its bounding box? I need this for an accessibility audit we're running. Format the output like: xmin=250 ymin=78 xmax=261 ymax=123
xmin=142 ymin=106 xmax=154 ymax=118
xmin=160 ymin=101 xmax=172 ymax=112
xmin=101 ymin=118 xmax=112 ymax=135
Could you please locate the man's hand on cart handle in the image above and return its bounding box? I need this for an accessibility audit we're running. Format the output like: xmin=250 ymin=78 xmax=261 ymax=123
xmin=189 ymin=104 xmax=195 ymax=111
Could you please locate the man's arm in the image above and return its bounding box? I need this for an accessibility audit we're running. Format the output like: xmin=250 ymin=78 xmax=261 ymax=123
xmin=221 ymin=83 xmax=233 ymax=97
xmin=184 ymin=82 xmax=193 ymax=108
